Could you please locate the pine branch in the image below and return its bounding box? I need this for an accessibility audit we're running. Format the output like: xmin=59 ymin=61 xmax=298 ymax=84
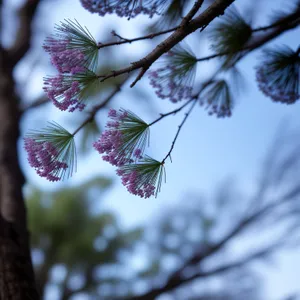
xmin=195 ymin=6 xmax=300 ymax=64
xmin=97 ymin=27 xmax=179 ymax=49
xmin=181 ymin=0 xmax=205 ymax=26
xmin=162 ymin=99 xmax=197 ymax=164
xmin=96 ymin=0 xmax=299 ymax=86
xmin=97 ymin=0 xmax=236 ymax=87
xmin=148 ymin=99 xmax=194 ymax=126
xmin=125 ymin=179 xmax=300 ymax=299
xmin=0 ymin=0 xmax=3 ymax=46
xmin=72 ymin=77 xmax=129 ymax=136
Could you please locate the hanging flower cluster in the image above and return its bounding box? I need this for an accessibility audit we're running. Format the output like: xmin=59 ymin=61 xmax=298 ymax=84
xmin=93 ymin=108 xmax=149 ymax=166
xmin=44 ymin=37 xmax=86 ymax=74
xmin=117 ymin=156 xmax=165 ymax=198
xmin=93 ymin=109 xmax=164 ymax=198
xmin=43 ymin=19 xmax=99 ymax=73
xmin=209 ymin=6 xmax=252 ymax=68
xmin=24 ymin=122 xmax=76 ymax=182
xmin=43 ymin=70 xmax=98 ymax=112
xmin=80 ymin=0 xmax=169 ymax=19
xmin=200 ymin=80 xmax=233 ymax=118
xmin=256 ymin=46 xmax=300 ymax=104
xmin=24 ymin=4 xmax=300 ymax=202
xmin=149 ymin=43 xmax=197 ymax=103
xmin=43 ymin=20 xmax=99 ymax=112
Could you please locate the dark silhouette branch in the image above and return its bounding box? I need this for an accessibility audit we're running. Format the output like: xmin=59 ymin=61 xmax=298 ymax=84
xmin=98 ymin=0 xmax=236 ymax=87
xmin=72 ymin=77 xmax=129 ymax=136
xmin=126 ymin=155 xmax=300 ymax=299
xmin=162 ymin=100 xmax=198 ymax=164
xmin=98 ymin=27 xmax=179 ymax=49
xmin=0 ymin=0 xmax=43 ymax=298
xmin=0 ymin=58 xmax=39 ymax=299
xmin=195 ymin=7 xmax=300 ymax=63
xmin=181 ymin=0 xmax=205 ymax=26
xmin=7 ymin=0 xmax=41 ymax=67
xmin=97 ymin=0 xmax=300 ymax=89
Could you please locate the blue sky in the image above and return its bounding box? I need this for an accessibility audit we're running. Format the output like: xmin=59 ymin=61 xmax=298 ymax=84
xmin=14 ymin=0 xmax=300 ymax=298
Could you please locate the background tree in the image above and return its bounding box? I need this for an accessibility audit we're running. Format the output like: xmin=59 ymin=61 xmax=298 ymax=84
xmin=27 ymin=176 xmax=144 ymax=299
xmin=27 ymin=127 xmax=300 ymax=299
xmin=0 ymin=0 xmax=300 ymax=298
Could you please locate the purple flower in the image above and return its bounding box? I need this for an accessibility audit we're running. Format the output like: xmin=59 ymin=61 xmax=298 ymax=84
xmin=256 ymin=66 xmax=299 ymax=104
xmin=43 ymin=20 xmax=98 ymax=73
xmin=117 ymin=169 xmax=155 ymax=198
xmin=80 ymin=0 xmax=168 ymax=18
xmin=43 ymin=74 xmax=86 ymax=112
xmin=255 ymin=46 xmax=300 ymax=104
xmin=93 ymin=109 xmax=149 ymax=166
xmin=44 ymin=37 xmax=86 ymax=74
xmin=149 ymin=66 xmax=193 ymax=103
xmin=199 ymin=80 xmax=232 ymax=118
xmin=24 ymin=138 xmax=68 ymax=182
xmin=115 ymin=156 xmax=165 ymax=198
xmin=24 ymin=122 xmax=76 ymax=181
xmin=149 ymin=44 xmax=197 ymax=103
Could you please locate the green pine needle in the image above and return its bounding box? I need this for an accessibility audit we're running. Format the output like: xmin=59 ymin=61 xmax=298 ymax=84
xmin=256 ymin=45 xmax=300 ymax=103
xmin=210 ymin=6 xmax=252 ymax=68
xmin=55 ymin=19 xmax=99 ymax=71
xmin=117 ymin=109 xmax=150 ymax=159
xmin=75 ymin=69 xmax=100 ymax=100
xmin=120 ymin=156 xmax=166 ymax=197
xmin=168 ymin=43 xmax=198 ymax=79
xmin=45 ymin=69 xmax=99 ymax=104
xmin=201 ymin=79 xmax=233 ymax=117
xmin=152 ymin=0 xmax=186 ymax=30
xmin=260 ymin=46 xmax=300 ymax=82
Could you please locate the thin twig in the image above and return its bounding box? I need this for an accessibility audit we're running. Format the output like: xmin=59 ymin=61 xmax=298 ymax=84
xmin=148 ymin=99 xmax=194 ymax=127
xmin=72 ymin=78 xmax=128 ymax=136
xmin=195 ymin=9 xmax=300 ymax=62
xmin=252 ymin=7 xmax=300 ymax=32
xmin=97 ymin=3 xmax=299 ymax=87
xmin=162 ymin=99 xmax=198 ymax=164
xmin=98 ymin=27 xmax=179 ymax=49
xmin=97 ymin=0 xmax=235 ymax=87
xmin=181 ymin=0 xmax=205 ymax=26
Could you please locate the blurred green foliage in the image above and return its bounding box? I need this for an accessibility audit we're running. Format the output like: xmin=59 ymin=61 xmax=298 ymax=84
xmin=27 ymin=176 xmax=143 ymax=299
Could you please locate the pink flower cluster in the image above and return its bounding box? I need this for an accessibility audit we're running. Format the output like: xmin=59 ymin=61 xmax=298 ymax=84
xmin=149 ymin=66 xmax=193 ymax=103
xmin=199 ymin=98 xmax=232 ymax=118
xmin=43 ymin=38 xmax=86 ymax=74
xmin=24 ymin=138 xmax=68 ymax=182
xmin=43 ymin=75 xmax=86 ymax=112
xmin=43 ymin=31 xmax=88 ymax=112
xmin=256 ymin=67 xmax=299 ymax=104
xmin=94 ymin=109 xmax=155 ymax=198
xmin=93 ymin=109 xmax=131 ymax=166
xmin=117 ymin=169 xmax=155 ymax=198
xmin=80 ymin=0 xmax=167 ymax=18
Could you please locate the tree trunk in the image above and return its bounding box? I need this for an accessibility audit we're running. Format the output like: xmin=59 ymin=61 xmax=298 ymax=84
xmin=0 ymin=51 xmax=39 ymax=299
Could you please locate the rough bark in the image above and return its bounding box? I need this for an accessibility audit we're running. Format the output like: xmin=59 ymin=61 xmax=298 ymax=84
xmin=0 ymin=51 xmax=39 ymax=299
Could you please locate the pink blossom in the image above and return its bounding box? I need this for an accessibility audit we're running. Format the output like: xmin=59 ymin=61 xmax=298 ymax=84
xmin=256 ymin=67 xmax=299 ymax=104
xmin=149 ymin=66 xmax=193 ymax=103
xmin=117 ymin=169 xmax=155 ymax=199
xmin=93 ymin=109 xmax=148 ymax=166
xmin=24 ymin=138 xmax=68 ymax=182
xmin=44 ymin=37 xmax=86 ymax=74
xmin=80 ymin=0 xmax=168 ymax=18
xmin=43 ymin=75 xmax=86 ymax=112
